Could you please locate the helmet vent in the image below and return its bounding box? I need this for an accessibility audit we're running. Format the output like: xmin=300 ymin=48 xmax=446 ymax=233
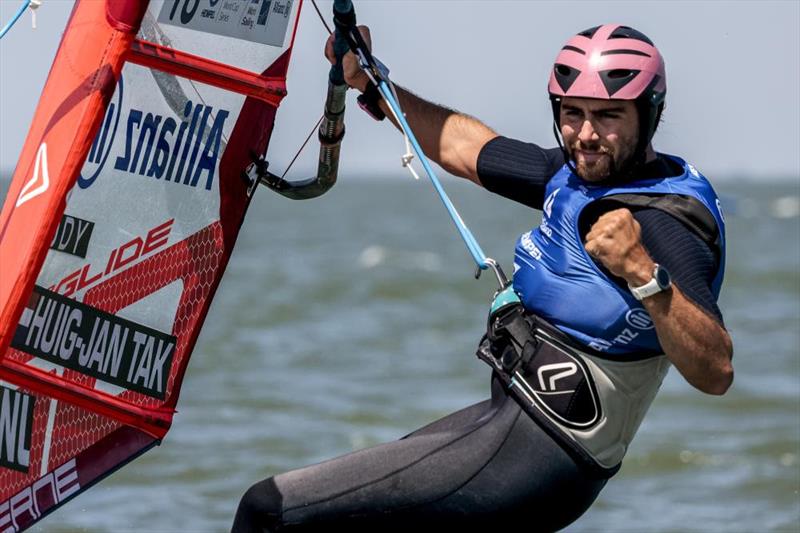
xmin=577 ymin=25 xmax=601 ymax=39
xmin=608 ymin=26 xmax=654 ymax=46
xmin=554 ymin=64 xmax=581 ymax=93
xmin=599 ymin=69 xmax=641 ymax=96
xmin=562 ymin=45 xmax=586 ymax=55
xmin=607 ymin=69 xmax=635 ymax=79
xmin=601 ymin=49 xmax=651 ymax=57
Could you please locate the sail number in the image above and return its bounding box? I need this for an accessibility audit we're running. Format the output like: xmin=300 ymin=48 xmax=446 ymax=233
xmin=168 ymin=0 xmax=200 ymax=24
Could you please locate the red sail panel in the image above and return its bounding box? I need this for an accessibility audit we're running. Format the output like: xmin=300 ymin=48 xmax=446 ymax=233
xmin=0 ymin=1 xmax=304 ymax=530
xmin=0 ymin=1 xmax=147 ymax=354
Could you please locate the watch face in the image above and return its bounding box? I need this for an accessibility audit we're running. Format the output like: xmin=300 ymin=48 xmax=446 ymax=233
xmin=655 ymin=265 xmax=672 ymax=289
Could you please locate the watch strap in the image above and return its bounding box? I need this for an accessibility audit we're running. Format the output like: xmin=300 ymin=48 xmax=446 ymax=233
xmin=628 ymin=277 xmax=662 ymax=301
xmin=628 ymin=264 xmax=669 ymax=301
xmin=357 ymin=82 xmax=386 ymax=121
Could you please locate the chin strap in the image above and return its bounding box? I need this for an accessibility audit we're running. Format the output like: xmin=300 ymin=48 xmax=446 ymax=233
xmin=551 ymin=122 xmax=579 ymax=176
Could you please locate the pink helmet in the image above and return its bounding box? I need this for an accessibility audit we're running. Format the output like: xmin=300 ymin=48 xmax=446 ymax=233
xmin=549 ymin=24 xmax=667 ymax=160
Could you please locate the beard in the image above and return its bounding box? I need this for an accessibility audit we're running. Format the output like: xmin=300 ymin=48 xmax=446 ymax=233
xmin=567 ymin=138 xmax=636 ymax=182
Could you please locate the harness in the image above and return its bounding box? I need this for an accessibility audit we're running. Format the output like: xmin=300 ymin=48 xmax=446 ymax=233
xmin=477 ymin=286 xmax=670 ymax=477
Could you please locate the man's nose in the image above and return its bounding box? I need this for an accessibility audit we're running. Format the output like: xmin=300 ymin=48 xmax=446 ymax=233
xmin=578 ymin=120 xmax=599 ymax=144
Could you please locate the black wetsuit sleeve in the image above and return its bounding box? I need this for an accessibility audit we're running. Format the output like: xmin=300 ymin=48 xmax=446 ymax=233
xmin=634 ymin=208 xmax=724 ymax=325
xmin=476 ymin=136 xmax=565 ymax=210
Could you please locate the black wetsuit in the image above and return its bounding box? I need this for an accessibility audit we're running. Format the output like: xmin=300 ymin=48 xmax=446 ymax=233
xmin=231 ymin=138 xmax=722 ymax=533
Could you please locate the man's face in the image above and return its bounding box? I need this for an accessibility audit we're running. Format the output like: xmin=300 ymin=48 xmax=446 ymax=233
xmin=559 ymin=97 xmax=639 ymax=182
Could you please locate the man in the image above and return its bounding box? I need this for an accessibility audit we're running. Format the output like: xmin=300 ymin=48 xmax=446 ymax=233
xmin=233 ymin=23 xmax=732 ymax=532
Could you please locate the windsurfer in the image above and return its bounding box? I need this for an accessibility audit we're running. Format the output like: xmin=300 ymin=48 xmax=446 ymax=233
xmin=232 ymin=23 xmax=733 ymax=532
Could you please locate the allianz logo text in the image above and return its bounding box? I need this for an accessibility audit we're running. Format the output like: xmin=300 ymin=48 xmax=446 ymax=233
xmin=80 ymin=76 xmax=229 ymax=191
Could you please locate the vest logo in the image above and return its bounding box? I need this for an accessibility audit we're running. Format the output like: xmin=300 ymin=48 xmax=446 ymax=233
xmin=625 ymin=309 xmax=654 ymax=330
xmin=79 ymin=76 xmax=124 ymax=188
xmin=588 ymin=338 xmax=612 ymax=352
xmin=520 ymin=231 xmax=542 ymax=261
xmin=0 ymin=385 xmax=35 ymax=473
xmin=543 ymin=188 xmax=560 ymax=218
xmin=16 ymin=143 xmax=50 ymax=207
xmin=79 ymin=75 xmax=229 ymax=192
xmin=539 ymin=219 xmax=553 ymax=238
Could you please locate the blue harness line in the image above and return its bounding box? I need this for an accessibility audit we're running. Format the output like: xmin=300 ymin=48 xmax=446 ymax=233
xmin=332 ymin=0 xmax=507 ymax=288
xmin=0 ymin=0 xmax=33 ymax=40
xmin=375 ymin=80 xmax=490 ymax=272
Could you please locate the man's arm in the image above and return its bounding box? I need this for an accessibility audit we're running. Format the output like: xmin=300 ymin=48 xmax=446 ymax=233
xmin=374 ymin=86 xmax=497 ymax=185
xmin=325 ymin=27 xmax=496 ymax=185
xmin=584 ymin=208 xmax=734 ymax=395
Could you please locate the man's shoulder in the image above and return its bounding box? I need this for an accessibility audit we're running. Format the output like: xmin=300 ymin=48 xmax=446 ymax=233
xmin=478 ymin=136 xmax=565 ymax=174
xmin=476 ymin=137 xmax=565 ymax=210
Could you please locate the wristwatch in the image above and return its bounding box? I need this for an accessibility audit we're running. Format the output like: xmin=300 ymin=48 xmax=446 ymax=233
xmin=628 ymin=263 xmax=672 ymax=301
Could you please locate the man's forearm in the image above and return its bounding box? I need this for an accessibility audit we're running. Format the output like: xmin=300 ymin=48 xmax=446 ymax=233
xmin=584 ymin=208 xmax=733 ymax=395
xmin=642 ymin=285 xmax=734 ymax=395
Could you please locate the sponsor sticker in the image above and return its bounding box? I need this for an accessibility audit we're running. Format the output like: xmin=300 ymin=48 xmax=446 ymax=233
xmin=158 ymin=0 xmax=294 ymax=47
xmin=49 ymin=214 xmax=95 ymax=259
xmin=0 ymin=386 xmax=35 ymax=473
xmin=111 ymin=100 xmax=228 ymax=191
xmin=79 ymin=72 xmax=229 ymax=192
xmin=0 ymin=459 xmax=79 ymax=532
xmin=50 ymin=218 xmax=173 ymax=298
xmin=12 ymin=286 xmax=176 ymax=400
xmin=78 ymin=77 xmax=124 ymax=188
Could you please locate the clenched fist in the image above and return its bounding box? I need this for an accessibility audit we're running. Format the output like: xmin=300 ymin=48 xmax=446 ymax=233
xmin=584 ymin=208 xmax=655 ymax=286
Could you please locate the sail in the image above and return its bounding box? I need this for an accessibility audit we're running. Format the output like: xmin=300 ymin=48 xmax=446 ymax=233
xmin=0 ymin=1 xmax=302 ymax=529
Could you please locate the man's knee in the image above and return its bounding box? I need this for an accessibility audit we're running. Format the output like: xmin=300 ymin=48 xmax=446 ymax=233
xmin=232 ymin=478 xmax=283 ymax=532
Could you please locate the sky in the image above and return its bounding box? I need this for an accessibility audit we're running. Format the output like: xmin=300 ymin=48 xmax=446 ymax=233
xmin=1 ymin=0 xmax=799 ymax=182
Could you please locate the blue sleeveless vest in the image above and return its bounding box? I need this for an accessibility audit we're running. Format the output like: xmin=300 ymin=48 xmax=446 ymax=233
xmin=512 ymin=155 xmax=726 ymax=357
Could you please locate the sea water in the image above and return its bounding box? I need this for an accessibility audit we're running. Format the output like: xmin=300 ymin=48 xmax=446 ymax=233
xmin=2 ymin=176 xmax=798 ymax=532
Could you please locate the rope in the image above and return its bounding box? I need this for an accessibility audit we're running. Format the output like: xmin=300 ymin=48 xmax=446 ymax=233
xmin=281 ymin=115 xmax=325 ymax=179
xmin=29 ymin=0 xmax=41 ymax=29
xmin=384 ymin=82 xmax=420 ymax=181
xmin=376 ymin=79 xmax=489 ymax=270
xmin=271 ymin=0 xmax=333 ymax=181
xmin=311 ymin=0 xmax=332 ymax=35
xmin=0 ymin=0 xmax=32 ymax=39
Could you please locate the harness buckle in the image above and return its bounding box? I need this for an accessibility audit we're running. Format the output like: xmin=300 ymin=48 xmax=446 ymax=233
xmin=483 ymin=289 xmax=538 ymax=376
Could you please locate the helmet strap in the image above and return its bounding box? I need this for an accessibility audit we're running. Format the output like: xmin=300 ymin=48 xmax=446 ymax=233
xmin=552 ymin=122 xmax=579 ymax=175
xmin=549 ymin=96 xmax=580 ymax=175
